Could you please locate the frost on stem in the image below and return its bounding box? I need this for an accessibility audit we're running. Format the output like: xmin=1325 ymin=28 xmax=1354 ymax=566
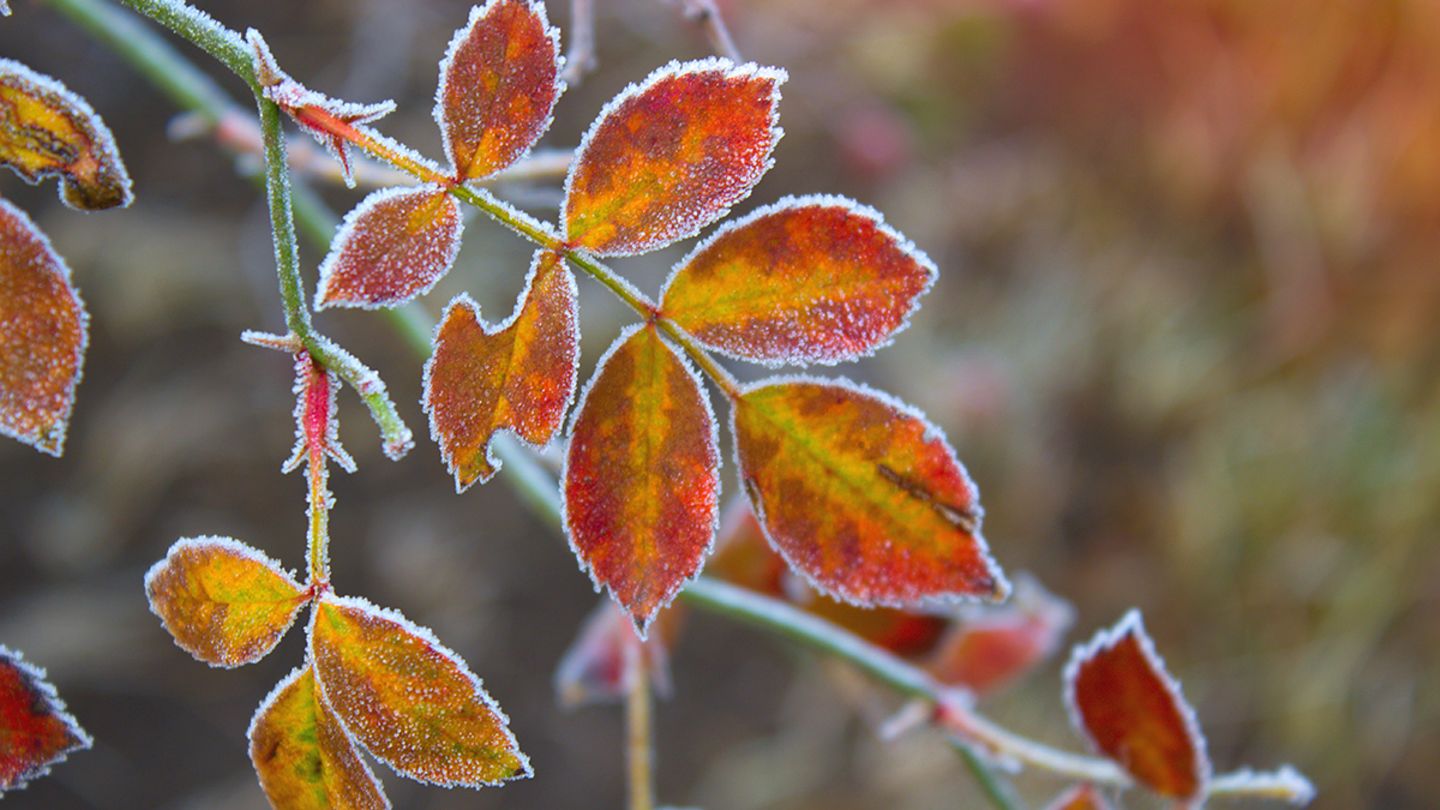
xmin=247 ymin=29 xmax=395 ymax=187
xmin=0 ymin=57 xmax=133 ymax=210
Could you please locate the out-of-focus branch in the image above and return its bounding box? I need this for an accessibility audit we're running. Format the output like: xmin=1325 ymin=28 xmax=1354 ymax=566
xmin=665 ymin=0 xmax=742 ymax=62
xmin=561 ymin=0 xmax=597 ymax=85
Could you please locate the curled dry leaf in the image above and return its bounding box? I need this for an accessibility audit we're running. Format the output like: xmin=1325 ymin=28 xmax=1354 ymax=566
xmin=0 ymin=199 xmax=87 ymax=456
xmin=0 ymin=58 xmax=132 ymax=210
xmin=1043 ymin=784 xmax=1114 ymax=810
xmin=563 ymin=324 xmax=721 ymax=637
xmin=437 ymin=0 xmax=563 ymax=182
xmin=425 ymin=250 xmax=579 ymax=490
xmin=0 ymin=646 xmax=91 ymax=794
xmin=309 ymin=594 xmax=529 ymax=787
xmin=248 ymin=666 xmax=389 ymax=810
xmin=707 ymin=497 xmax=949 ymax=657
xmin=144 ymin=537 xmax=307 ymax=668
xmin=315 ymin=185 xmax=463 ymax=309
xmin=1064 ymin=611 xmax=1211 ymax=802
xmin=926 ymin=573 xmax=1073 ymax=695
xmin=247 ymin=30 xmax=395 ymax=186
xmin=661 ymin=195 xmax=936 ymax=366
xmin=562 ymin=58 xmax=785 ymax=256
xmin=554 ymin=599 xmax=680 ymax=708
xmin=731 ymin=377 xmax=1008 ymax=609
xmin=284 ymin=352 xmax=356 ymax=474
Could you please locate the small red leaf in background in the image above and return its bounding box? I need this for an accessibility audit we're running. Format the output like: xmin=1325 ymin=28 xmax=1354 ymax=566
xmin=1064 ymin=610 xmax=1211 ymax=801
xmin=731 ymin=377 xmax=1008 ymax=609
xmin=437 ymin=0 xmax=562 ymax=182
xmin=315 ymin=186 xmax=463 ymax=309
xmin=0 ymin=57 xmax=132 ymax=210
xmin=0 ymin=646 xmax=90 ymax=794
xmin=425 ymin=250 xmax=579 ymax=490
xmin=707 ymin=497 xmax=949 ymax=657
xmin=554 ymin=600 xmax=680 ymax=708
xmin=563 ymin=324 xmax=721 ymax=636
xmin=247 ymin=30 xmax=395 ymax=187
xmin=661 ymin=195 xmax=936 ymax=365
xmin=1043 ymin=784 xmax=1114 ymax=810
xmin=926 ymin=573 xmax=1073 ymax=695
xmin=248 ymin=665 xmax=389 ymax=810
xmin=562 ymin=59 xmax=785 ymax=256
xmin=145 ymin=536 xmax=307 ymax=668
xmin=0 ymin=198 xmax=87 ymax=456
xmin=310 ymin=594 xmax=530 ymax=787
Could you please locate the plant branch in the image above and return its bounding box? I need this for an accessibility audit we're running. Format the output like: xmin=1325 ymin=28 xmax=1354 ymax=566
xmin=625 ymin=634 xmax=656 ymax=810
xmin=66 ymin=2 xmax=1314 ymax=805
xmin=561 ymin=0 xmax=597 ymax=85
xmin=665 ymin=0 xmax=743 ymax=63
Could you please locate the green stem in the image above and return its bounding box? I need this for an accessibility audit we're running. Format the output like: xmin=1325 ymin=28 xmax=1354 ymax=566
xmin=952 ymin=740 xmax=1025 ymax=810
xmin=625 ymin=636 xmax=656 ymax=810
xmin=118 ymin=0 xmax=256 ymax=87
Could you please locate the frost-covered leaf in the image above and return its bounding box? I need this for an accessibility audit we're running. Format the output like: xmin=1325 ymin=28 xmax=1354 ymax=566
xmin=284 ymin=352 xmax=356 ymax=474
xmin=309 ymin=594 xmax=529 ymax=787
xmin=0 ymin=646 xmax=90 ymax=794
xmin=248 ymin=30 xmax=395 ymax=187
xmin=1064 ymin=611 xmax=1210 ymax=801
xmin=1043 ymin=784 xmax=1113 ymax=810
xmin=437 ymin=0 xmax=562 ymax=182
xmin=315 ymin=185 xmax=462 ymax=309
xmin=554 ymin=600 xmax=679 ymax=708
xmin=0 ymin=199 xmax=87 ymax=457
xmin=249 ymin=665 xmax=389 ymax=810
xmin=708 ymin=498 xmax=949 ymax=656
xmin=424 ymin=250 xmax=578 ymax=490
xmin=0 ymin=58 xmax=131 ymax=210
xmin=145 ymin=537 xmax=307 ymax=668
xmin=562 ymin=59 xmax=784 ymax=256
xmin=926 ymin=573 xmax=1072 ymax=695
xmin=563 ymin=324 xmax=721 ymax=636
xmin=731 ymin=377 xmax=1008 ymax=609
xmin=661 ymin=196 xmax=936 ymax=365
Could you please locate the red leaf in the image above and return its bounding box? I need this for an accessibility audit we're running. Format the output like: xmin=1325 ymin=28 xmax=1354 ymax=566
xmin=925 ymin=573 xmax=1073 ymax=695
xmin=1043 ymin=784 xmax=1114 ymax=810
xmin=437 ymin=0 xmax=562 ymax=181
xmin=424 ymin=250 xmax=579 ymax=490
xmin=554 ymin=600 xmax=680 ymax=708
xmin=1064 ymin=611 xmax=1211 ymax=801
xmin=315 ymin=186 xmax=463 ymax=309
xmin=563 ymin=324 xmax=721 ymax=636
xmin=310 ymin=594 xmax=529 ymax=787
xmin=562 ymin=59 xmax=785 ymax=256
xmin=0 ymin=646 xmax=90 ymax=793
xmin=0 ymin=198 xmax=87 ymax=456
xmin=661 ymin=195 xmax=936 ymax=365
xmin=731 ymin=377 xmax=1008 ymax=609
xmin=284 ymin=352 xmax=356 ymax=475
xmin=0 ymin=57 xmax=132 ymax=210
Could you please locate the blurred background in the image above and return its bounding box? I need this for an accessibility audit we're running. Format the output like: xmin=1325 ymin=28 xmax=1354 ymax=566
xmin=2 ymin=0 xmax=1437 ymax=807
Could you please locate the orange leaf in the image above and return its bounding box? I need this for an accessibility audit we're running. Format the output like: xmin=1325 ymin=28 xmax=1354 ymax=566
xmin=563 ymin=324 xmax=721 ymax=636
xmin=554 ymin=600 xmax=680 ymax=708
xmin=708 ymin=497 xmax=949 ymax=657
xmin=731 ymin=377 xmax=1008 ymax=608
xmin=0 ymin=58 xmax=132 ymax=210
xmin=248 ymin=665 xmax=389 ymax=810
xmin=0 ymin=199 xmax=87 ymax=456
xmin=437 ymin=0 xmax=562 ymax=181
xmin=0 ymin=646 xmax=90 ymax=794
xmin=315 ymin=186 xmax=463 ymax=309
xmin=562 ymin=59 xmax=785 ymax=256
xmin=925 ymin=573 xmax=1073 ymax=695
xmin=1043 ymin=784 xmax=1114 ymax=810
xmin=145 ymin=537 xmax=307 ymax=668
xmin=309 ymin=594 xmax=529 ymax=787
xmin=424 ymin=250 xmax=578 ymax=490
xmin=1064 ymin=611 xmax=1210 ymax=801
xmin=661 ymin=195 xmax=936 ymax=365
